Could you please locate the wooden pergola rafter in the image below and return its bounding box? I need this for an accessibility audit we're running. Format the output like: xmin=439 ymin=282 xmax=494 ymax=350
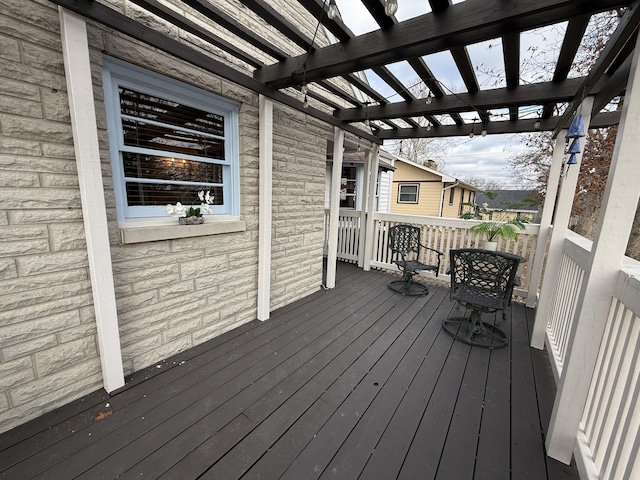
xmin=51 ymin=0 xmax=637 ymax=141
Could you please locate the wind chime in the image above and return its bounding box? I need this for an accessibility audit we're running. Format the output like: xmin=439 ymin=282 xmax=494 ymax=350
xmin=565 ymin=113 xmax=585 ymax=166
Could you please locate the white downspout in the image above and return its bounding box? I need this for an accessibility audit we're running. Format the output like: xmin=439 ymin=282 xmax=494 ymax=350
xmin=440 ymin=181 xmax=459 ymax=217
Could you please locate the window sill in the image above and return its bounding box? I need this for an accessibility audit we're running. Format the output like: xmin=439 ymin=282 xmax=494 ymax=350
xmin=118 ymin=216 xmax=246 ymax=244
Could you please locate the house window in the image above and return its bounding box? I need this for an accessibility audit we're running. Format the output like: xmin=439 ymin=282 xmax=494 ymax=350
xmin=449 ymin=186 xmax=455 ymax=205
xmin=459 ymin=187 xmax=466 ymax=215
xmin=398 ymin=184 xmax=419 ymax=203
xmin=340 ymin=165 xmax=358 ymax=209
xmin=103 ymin=58 xmax=240 ymax=222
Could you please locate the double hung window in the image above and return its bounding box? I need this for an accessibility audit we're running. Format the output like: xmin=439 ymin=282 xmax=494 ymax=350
xmin=103 ymin=58 xmax=239 ymax=222
xmin=398 ymin=184 xmax=419 ymax=203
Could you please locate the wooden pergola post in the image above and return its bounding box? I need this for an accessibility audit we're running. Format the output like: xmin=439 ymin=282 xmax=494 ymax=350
xmin=363 ymin=145 xmax=380 ymax=271
xmin=257 ymin=95 xmax=273 ymax=321
xmin=59 ymin=7 xmax=124 ymax=392
xmin=326 ymin=127 xmax=345 ymax=289
xmin=357 ymin=145 xmax=370 ymax=268
xmin=531 ymin=97 xmax=594 ymax=349
xmin=528 ymin=129 xmax=567 ymax=341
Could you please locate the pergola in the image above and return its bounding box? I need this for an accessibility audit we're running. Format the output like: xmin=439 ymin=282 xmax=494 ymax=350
xmin=52 ymin=0 xmax=635 ymax=142
xmin=49 ymin=0 xmax=640 ymax=472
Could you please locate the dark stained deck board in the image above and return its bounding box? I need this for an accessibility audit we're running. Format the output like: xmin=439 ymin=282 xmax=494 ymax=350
xmin=0 ymin=262 xmax=579 ymax=480
xmin=200 ymin=280 xmax=444 ymax=479
xmin=395 ymin=335 xmax=472 ymax=479
xmin=510 ymin=302 xmax=548 ymax=480
xmin=353 ymin=305 xmax=463 ymax=480
xmin=41 ymin=271 xmax=397 ymax=479
xmin=209 ymin=291 xmax=437 ymax=480
xmin=474 ymin=313 xmax=512 ymax=480
xmin=3 ymin=267 xmax=389 ymax=478
xmin=0 ymin=266 xmax=378 ymax=472
xmin=275 ymin=286 xmax=453 ymax=480
xmin=127 ymin=276 xmax=406 ymax=479
xmin=434 ymin=342 xmax=490 ymax=479
xmin=526 ymin=307 xmax=582 ymax=480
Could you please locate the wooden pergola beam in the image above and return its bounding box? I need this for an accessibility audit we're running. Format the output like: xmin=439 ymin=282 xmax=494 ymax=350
xmin=181 ymin=0 xmax=288 ymax=61
xmin=49 ymin=0 xmax=381 ymax=143
xmin=552 ymin=0 xmax=640 ymax=136
xmin=541 ymin=14 xmax=591 ymax=118
xmin=336 ymin=77 xmax=587 ymax=122
xmin=376 ymin=111 xmax=620 ymax=139
xmin=255 ymin=0 xmax=626 ymax=88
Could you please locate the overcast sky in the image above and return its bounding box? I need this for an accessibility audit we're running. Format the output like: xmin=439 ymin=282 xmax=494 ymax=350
xmin=333 ymin=0 xmax=566 ymax=187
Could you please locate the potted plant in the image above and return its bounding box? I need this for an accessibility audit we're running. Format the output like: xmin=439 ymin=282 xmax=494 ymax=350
xmin=468 ymin=217 xmax=526 ymax=250
xmin=166 ymin=190 xmax=214 ymax=225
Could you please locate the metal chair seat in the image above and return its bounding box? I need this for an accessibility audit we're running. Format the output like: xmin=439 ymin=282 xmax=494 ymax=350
xmin=452 ymin=284 xmax=505 ymax=312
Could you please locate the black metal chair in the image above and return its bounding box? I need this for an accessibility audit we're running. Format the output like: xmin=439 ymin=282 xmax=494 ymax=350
xmin=388 ymin=224 xmax=443 ymax=296
xmin=442 ymin=248 xmax=523 ymax=349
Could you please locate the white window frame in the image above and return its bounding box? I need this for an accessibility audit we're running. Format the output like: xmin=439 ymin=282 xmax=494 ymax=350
xmin=102 ymin=57 xmax=240 ymax=223
xmin=398 ymin=183 xmax=419 ymax=204
xmin=326 ymin=162 xmax=365 ymax=210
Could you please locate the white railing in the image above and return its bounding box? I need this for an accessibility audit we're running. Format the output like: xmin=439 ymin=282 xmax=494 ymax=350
xmin=370 ymin=213 xmax=540 ymax=297
xmin=542 ymin=230 xmax=640 ymax=479
xmin=324 ymin=211 xmax=541 ymax=296
xmin=324 ymin=209 xmax=363 ymax=264
xmin=576 ymin=262 xmax=640 ymax=480
xmin=546 ymin=231 xmax=592 ymax=379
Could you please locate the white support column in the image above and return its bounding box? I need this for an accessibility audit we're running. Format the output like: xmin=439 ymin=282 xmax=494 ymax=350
xmin=529 ymin=129 xmax=567 ymax=341
xmin=531 ymin=97 xmax=594 ymax=349
xmin=363 ymin=145 xmax=380 ymax=271
xmin=326 ymin=127 xmax=345 ymax=289
xmin=257 ymin=95 xmax=273 ymax=321
xmin=546 ymin=37 xmax=640 ymax=463
xmin=357 ymin=147 xmax=370 ymax=268
xmin=59 ymin=8 xmax=124 ymax=392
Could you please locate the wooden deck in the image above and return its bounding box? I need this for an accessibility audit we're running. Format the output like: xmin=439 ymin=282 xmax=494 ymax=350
xmin=0 ymin=262 xmax=579 ymax=479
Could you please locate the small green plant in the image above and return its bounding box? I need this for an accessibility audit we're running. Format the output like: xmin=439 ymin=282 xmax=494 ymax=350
xmin=468 ymin=217 xmax=526 ymax=242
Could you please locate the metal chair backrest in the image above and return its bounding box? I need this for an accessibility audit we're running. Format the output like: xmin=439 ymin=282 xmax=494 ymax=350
xmin=449 ymin=248 xmax=521 ymax=310
xmin=388 ymin=224 xmax=421 ymax=261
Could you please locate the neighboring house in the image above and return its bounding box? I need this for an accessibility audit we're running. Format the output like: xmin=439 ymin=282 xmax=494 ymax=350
xmin=475 ymin=190 xmax=541 ymax=222
xmin=390 ymin=158 xmax=477 ymax=218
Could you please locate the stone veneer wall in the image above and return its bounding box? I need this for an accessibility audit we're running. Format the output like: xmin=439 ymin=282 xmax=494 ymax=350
xmin=0 ymin=0 xmax=328 ymax=433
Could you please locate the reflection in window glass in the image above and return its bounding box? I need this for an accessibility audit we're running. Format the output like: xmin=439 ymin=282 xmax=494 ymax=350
xmin=122 ymin=153 xmax=223 ymax=183
xmin=120 ymin=88 xmax=224 ymax=136
xmin=121 ymin=118 xmax=225 ymax=159
xmin=125 ymin=183 xmax=223 ymax=207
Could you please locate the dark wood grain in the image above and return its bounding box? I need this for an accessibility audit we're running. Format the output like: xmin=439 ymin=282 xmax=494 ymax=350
xmin=0 ymin=262 xmax=579 ymax=480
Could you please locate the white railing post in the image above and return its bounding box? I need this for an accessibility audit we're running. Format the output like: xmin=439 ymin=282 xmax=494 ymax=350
xmin=326 ymin=127 xmax=344 ymax=288
xmin=257 ymin=95 xmax=273 ymax=321
xmin=532 ymin=97 xmax=594 ymax=351
xmin=529 ymin=129 xmax=567 ymax=343
xmin=546 ymin=37 xmax=640 ymax=464
xmin=363 ymin=145 xmax=379 ymax=271
xmin=357 ymin=147 xmax=371 ymax=268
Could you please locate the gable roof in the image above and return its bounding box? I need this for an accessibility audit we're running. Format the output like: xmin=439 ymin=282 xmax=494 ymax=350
xmin=395 ymin=158 xmax=478 ymax=191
